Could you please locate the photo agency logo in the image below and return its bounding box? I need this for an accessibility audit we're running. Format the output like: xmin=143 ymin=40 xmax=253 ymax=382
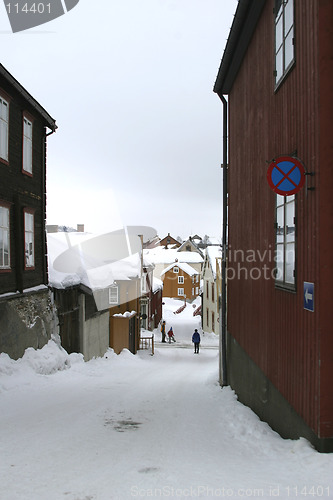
xmin=53 ymin=226 xmax=157 ymax=308
xmin=4 ymin=0 xmax=79 ymax=33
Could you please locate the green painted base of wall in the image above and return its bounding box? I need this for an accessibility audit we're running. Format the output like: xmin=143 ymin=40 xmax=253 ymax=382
xmin=226 ymin=331 xmax=333 ymax=453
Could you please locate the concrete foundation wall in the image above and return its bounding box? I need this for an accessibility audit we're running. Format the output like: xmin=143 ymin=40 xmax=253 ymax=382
xmin=83 ymin=312 xmax=109 ymax=360
xmin=226 ymin=331 xmax=333 ymax=453
xmin=0 ymin=288 xmax=57 ymax=360
xmin=79 ymin=295 xmax=109 ymax=360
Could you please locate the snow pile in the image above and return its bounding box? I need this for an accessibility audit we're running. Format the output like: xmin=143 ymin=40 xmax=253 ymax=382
xmin=0 ymin=339 xmax=73 ymax=379
xmin=113 ymin=310 xmax=136 ymax=318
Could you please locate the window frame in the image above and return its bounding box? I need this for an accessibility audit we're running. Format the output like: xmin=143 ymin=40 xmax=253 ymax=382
xmin=141 ymin=273 xmax=147 ymax=294
xmin=109 ymin=285 xmax=119 ymax=305
xmin=274 ymin=0 xmax=295 ymax=89
xmin=177 ymin=287 xmax=184 ymax=296
xmin=178 ymin=275 xmax=184 ymax=284
xmin=24 ymin=208 xmax=35 ymax=270
xmin=22 ymin=113 xmax=33 ymax=176
xmin=0 ymin=202 xmax=11 ymax=271
xmin=275 ymin=194 xmax=296 ymax=291
xmin=173 ymin=266 xmax=179 ymax=273
xmin=0 ymin=91 xmax=10 ymax=164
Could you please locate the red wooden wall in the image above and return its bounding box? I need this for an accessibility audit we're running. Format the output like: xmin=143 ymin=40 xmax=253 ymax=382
xmin=227 ymin=0 xmax=333 ymax=438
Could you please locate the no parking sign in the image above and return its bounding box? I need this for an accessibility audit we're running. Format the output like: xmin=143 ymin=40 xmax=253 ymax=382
xmin=267 ymin=156 xmax=306 ymax=196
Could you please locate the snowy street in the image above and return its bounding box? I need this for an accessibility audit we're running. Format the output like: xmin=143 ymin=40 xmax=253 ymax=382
xmin=1 ymin=299 xmax=332 ymax=500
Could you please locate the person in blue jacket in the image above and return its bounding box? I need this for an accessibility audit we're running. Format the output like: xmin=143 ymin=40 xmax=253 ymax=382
xmin=192 ymin=329 xmax=200 ymax=354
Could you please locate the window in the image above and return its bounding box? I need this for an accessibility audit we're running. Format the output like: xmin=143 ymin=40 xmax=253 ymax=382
xmin=212 ymin=312 xmax=215 ymax=332
xmin=211 ymin=283 xmax=215 ymax=302
xmin=0 ymin=95 xmax=9 ymax=162
xmin=195 ymin=287 xmax=199 ymax=295
xmin=196 ymin=274 xmax=199 ymax=283
xmin=0 ymin=204 xmax=10 ymax=269
xmin=24 ymin=209 xmax=34 ymax=268
xmin=177 ymin=288 xmax=184 ymax=296
xmin=275 ymin=194 xmax=296 ymax=288
xmin=206 ymin=281 xmax=209 ymax=299
xmin=141 ymin=274 xmax=147 ymax=294
xmin=23 ymin=115 xmax=33 ymax=174
xmin=192 ymin=287 xmax=194 ymax=296
xmin=173 ymin=266 xmax=179 ymax=273
xmin=178 ymin=276 xmax=184 ymax=284
xmin=109 ymin=285 xmax=119 ymax=305
xmin=275 ymin=0 xmax=294 ymax=86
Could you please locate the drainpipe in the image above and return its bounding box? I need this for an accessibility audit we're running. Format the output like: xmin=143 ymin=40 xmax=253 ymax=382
xmin=42 ymin=126 xmax=56 ymax=287
xmin=220 ymin=95 xmax=228 ymax=387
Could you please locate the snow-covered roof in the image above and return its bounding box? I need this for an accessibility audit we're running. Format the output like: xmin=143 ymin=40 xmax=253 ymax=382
xmin=47 ymin=232 xmax=141 ymax=291
xmin=177 ymin=239 xmax=204 ymax=257
xmin=152 ymin=276 xmax=163 ymax=293
xmin=143 ymin=246 xmax=203 ymax=265
xmin=207 ymin=236 xmax=222 ymax=245
xmin=160 ymin=261 xmax=199 ymax=277
xmin=205 ymin=246 xmax=222 ymax=279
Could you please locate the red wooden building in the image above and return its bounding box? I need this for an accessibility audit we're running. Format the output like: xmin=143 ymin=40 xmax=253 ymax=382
xmin=214 ymin=0 xmax=333 ymax=452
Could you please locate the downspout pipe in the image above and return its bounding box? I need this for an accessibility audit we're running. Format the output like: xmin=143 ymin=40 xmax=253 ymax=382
xmin=43 ymin=126 xmax=57 ymax=286
xmin=220 ymin=95 xmax=228 ymax=387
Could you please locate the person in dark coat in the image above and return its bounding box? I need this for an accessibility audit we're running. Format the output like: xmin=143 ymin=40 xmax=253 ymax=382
xmin=192 ymin=329 xmax=200 ymax=353
xmin=161 ymin=321 xmax=166 ymax=343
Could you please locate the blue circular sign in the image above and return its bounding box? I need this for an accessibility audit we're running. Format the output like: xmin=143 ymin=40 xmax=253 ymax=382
xmin=267 ymin=156 xmax=306 ymax=196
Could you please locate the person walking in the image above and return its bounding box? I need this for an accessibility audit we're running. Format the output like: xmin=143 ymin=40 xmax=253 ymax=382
xmin=167 ymin=327 xmax=176 ymax=343
xmin=192 ymin=328 xmax=200 ymax=354
xmin=161 ymin=321 xmax=166 ymax=343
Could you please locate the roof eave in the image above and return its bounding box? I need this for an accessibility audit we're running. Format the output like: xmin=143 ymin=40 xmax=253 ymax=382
xmin=213 ymin=0 xmax=267 ymax=97
xmin=0 ymin=63 xmax=57 ymax=131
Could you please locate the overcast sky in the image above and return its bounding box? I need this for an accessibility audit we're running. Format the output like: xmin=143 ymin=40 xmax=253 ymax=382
xmin=1 ymin=0 xmax=237 ymax=241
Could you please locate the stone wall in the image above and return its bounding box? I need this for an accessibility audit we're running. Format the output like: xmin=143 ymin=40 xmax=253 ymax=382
xmin=0 ymin=288 xmax=58 ymax=359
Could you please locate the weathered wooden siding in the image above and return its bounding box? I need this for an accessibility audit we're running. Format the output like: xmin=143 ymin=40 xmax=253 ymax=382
xmin=227 ymin=0 xmax=332 ymax=438
xmin=0 ymin=76 xmax=48 ymax=294
xmin=317 ymin=0 xmax=333 ymax=438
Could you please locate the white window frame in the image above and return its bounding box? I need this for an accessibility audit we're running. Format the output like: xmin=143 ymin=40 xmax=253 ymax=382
xmin=109 ymin=285 xmax=119 ymax=305
xmin=0 ymin=95 xmax=9 ymax=162
xmin=23 ymin=115 xmax=33 ymax=174
xmin=178 ymin=276 xmax=184 ymax=284
xmin=141 ymin=274 xmax=147 ymax=294
xmin=24 ymin=209 xmax=35 ymax=269
xmin=0 ymin=204 xmax=10 ymax=269
xmin=177 ymin=288 xmax=184 ymax=296
xmin=173 ymin=266 xmax=179 ymax=273
xmin=275 ymin=194 xmax=296 ymax=289
xmin=275 ymin=0 xmax=295 ymax=87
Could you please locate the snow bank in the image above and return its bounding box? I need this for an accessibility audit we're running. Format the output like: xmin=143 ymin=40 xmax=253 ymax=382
xmin=0 ymin=339 xmax=73 ymax=378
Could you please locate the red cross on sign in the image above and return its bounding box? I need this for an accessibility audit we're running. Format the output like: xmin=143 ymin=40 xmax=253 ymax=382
xmin=267 ymin=156 xmax=306 ymax=196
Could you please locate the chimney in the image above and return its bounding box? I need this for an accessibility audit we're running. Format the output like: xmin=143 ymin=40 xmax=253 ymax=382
xmin=77 ymin=224 xmax=85 ymax=232
xmin=46 ymin=225 xmax=59 ymax=233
